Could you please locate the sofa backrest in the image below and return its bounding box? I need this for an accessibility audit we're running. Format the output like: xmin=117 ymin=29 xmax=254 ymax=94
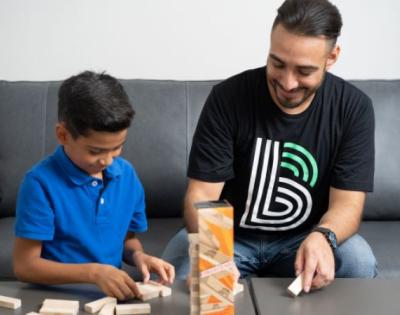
xmin=0 ymin=78 xmax=399 ymax=220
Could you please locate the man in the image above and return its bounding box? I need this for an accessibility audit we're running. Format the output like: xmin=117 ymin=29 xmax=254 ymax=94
xmin=162 ymin=0 xmax=377 ymax=293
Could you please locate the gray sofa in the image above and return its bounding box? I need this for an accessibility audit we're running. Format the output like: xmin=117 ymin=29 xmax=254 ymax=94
xmin=0 ymin=76 xmax=399 ymax=280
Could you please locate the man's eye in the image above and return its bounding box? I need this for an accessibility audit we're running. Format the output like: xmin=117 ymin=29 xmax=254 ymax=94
xmin=273 ymin=63 xmax=284 ymax=69
xmin=89 ymin=150 xmax=101 ymax=155
xmin=299 ymin=71 xmax=313 ymax=77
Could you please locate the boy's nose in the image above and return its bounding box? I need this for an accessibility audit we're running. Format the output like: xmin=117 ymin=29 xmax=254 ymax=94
xmin=99 ymin=154 xmax=113 ymax=167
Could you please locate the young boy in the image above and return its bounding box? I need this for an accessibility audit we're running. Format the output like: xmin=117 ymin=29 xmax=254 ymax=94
xmin=13 ymin=71 xmax=174 ymax=300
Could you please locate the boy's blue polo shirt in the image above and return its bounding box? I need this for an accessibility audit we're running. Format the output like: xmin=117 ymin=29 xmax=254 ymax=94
xmin=15 ymin=145 xmax=147 ymax=268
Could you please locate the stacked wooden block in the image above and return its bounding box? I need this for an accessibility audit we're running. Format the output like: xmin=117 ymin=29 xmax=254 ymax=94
xmin=190 ymin=200 xmax=235 ymax=315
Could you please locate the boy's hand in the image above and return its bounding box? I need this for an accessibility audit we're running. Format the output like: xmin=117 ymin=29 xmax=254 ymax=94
xmin=91 ymin=264 xmax=141 ymax=301
xmin=133 ymin=251 xmax=175 ymax=285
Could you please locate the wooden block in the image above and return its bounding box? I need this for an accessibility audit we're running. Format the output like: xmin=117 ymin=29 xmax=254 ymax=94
xmin=39 ymin=306 xmax=78 ymax=315
xmin=0 ymin=294 xmax=21 ymax=309
xmin=234 ymin=282 xmax=244 ymax=295
xmin=43 ymin=299 xmax=79 ymax=308
xmin=136 ymin=282 xmax=162 ymax=301
xmin=25 ymin=312 xmax=41 ymax=315
xmin=287 ymin=273 xmax=304 ymax=297
xmin=84 ymin=296 xmax=117 ymax=313
xmin=115 ymin=303 xmax=151 ymax=315
xmin=98 ymin=301 xmax=117 ymax=315
xmin=148 ymin=281 xmax=172 ymax=297
xmin=40 ymin=298 xmax=79 ymax=315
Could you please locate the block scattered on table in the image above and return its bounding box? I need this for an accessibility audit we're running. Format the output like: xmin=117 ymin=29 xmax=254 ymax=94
xmin=287 ymin=272 xmax=304 ymax=297
xmin=84 ymin=296 xmax=117 ymax=313
xmin=40 ymin=298 xmax=79 ymax=315
xmin=98 ymin=301 xmax=117 ymax=315
xmin=115 ymin=303 xmax=151 ymax=315
xmin=147 ymin=280 xmax=172 ymax=297
xmin=0 ymin=294 xmax=21 ymax=309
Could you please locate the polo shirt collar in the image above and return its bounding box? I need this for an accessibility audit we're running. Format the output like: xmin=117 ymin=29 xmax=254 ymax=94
xmin=54 ymin=145 xmax=122 ymax=186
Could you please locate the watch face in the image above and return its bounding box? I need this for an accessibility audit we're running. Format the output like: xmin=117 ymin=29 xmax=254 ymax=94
xmin=328 ymin=232 xmax=337 ymax=249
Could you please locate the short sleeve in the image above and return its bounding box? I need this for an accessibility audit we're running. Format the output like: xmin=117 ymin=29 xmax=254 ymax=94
xmin=188 ymin=87 xmax=235 ymax=182
xmin=331 ymin=94 xmax=375 ymax=192
xmin=128 ymin=169 xmax=148 ymax=233
xmin=14 ymin=174 xmax=55 ymax=240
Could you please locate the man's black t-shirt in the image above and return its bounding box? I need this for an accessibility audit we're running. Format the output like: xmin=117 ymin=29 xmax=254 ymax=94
xmin=188 ymin=66 xmax=374 ymax=235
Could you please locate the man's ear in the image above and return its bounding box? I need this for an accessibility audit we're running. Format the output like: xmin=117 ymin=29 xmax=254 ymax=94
xmin=326 ymin=44 xmax=341 ymax=71
xmin=56 ymin=122 xmax=69 ymax=145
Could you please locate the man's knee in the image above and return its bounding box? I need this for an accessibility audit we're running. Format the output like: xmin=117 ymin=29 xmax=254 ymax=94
xmin=335 ymin=234 xmax=378 ymax=278
xmin=161 ymin=228 xmax=190 ymax=279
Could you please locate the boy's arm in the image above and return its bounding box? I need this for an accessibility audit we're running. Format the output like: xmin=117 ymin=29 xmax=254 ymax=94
xmin=123 ymin=231 xmax=175 ymax=284
xmin=13 ymin=237 xmax=141 ymax=300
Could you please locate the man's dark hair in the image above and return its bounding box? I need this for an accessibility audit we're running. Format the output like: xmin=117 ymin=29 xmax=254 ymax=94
xmin=273 ymin=0 xmax=342 ymax=47
xmin=58 ymin=71 xmax=134 ymax=138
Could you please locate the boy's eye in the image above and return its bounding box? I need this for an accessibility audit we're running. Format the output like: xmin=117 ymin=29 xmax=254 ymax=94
xmin=89 ymin=150 xmax=102 ymax=155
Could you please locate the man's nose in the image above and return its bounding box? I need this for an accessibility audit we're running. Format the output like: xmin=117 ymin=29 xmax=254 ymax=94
xmin=280 ymin=71 xmax=299 ymax=91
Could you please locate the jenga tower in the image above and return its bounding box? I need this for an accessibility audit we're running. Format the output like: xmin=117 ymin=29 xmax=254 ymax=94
xmin=195 ymin=200 xmax=234 ymax=315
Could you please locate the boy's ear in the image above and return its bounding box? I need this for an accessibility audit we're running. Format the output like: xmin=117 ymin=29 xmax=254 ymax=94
xmin=56 ymin=122 xmax=69 ymax=145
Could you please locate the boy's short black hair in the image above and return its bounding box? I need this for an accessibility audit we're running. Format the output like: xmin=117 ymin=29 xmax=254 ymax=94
xmin=58 ymin=71 xmax=134 ymax=138
xmin=273 ymin=0 xmax=342 ymax=47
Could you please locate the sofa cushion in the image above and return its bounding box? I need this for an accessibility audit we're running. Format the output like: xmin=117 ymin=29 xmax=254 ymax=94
xmin=359 ymin=221 xmax=400 ymax=278
xmin=351 ymin=80 xmax=400 ymax=220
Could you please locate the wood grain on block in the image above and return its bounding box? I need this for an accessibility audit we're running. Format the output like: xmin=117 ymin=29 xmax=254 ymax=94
xmin=115 ymin=303 xmax=151 ymax=315
xmin=287 ymin=273 xmax=304 ymax=297
xmin=98 ymin=301 xmax=117 ymax=315
xmin=84 ymin=296 xmax=117 ymax=313
xmin=39 ymin=306 xmax=78 ymax=315
xmin=0 ymin=294 xmax=21 ymax=309
xmin=189 ymin=233 xmax=200 ymax=315
xmin=43 ymin=299 xmax=79 ymax=308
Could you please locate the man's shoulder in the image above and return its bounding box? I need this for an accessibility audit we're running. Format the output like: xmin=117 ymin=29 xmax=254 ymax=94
xmin=213 ymin=66 xmax=266 ymax=93
xmin=325 ymin=72 xmax=372 ymax=104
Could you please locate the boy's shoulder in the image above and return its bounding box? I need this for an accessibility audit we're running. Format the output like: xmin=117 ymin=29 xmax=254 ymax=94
xmin=25 ymin=152 xmax=59 ymax=182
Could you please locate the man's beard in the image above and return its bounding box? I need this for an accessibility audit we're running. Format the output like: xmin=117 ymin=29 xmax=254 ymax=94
xmin=274 ymin=82 xmax=317 ymax=109
xmin=269 ymin=70 xmax=326 ymax=110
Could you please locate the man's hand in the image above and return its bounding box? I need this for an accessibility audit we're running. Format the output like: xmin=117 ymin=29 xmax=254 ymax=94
xmin=90 ymin=264 xmax=141 ymax=300
xmin=133 ymin=251 xmax=175 ymax=285
xmin=294 ymin=232 xmax=335 ymax=293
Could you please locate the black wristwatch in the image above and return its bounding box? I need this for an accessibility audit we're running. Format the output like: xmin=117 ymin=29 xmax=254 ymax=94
xmin=312 ymin=226 xmax=337 ymax=249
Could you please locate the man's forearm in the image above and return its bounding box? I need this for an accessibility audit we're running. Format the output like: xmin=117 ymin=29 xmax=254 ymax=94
xmin=317 ymin=188 xmax=365 ymax=244
xmin=184 ymin=196 xmax=199 ymax=233
xmin=183 ymin=179 xmax=225 ymax=233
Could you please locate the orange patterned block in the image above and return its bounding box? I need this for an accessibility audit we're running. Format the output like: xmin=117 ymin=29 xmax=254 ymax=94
xmin=196 ymin=200 xmax=234 ymax=315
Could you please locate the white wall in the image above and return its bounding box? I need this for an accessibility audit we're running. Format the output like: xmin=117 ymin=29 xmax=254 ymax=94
xmin=0 ymin=0 xmax=399 ymax=81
